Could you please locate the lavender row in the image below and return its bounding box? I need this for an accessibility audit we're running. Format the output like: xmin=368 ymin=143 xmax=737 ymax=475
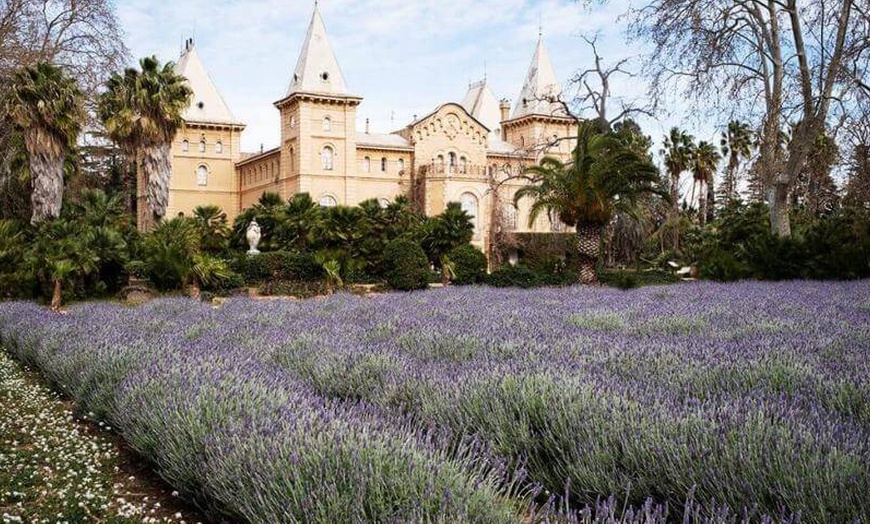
xmin=1 ymin=280 xmax=869 ymax=521
xmin=0 ymin=300 xmax=525 ymax=522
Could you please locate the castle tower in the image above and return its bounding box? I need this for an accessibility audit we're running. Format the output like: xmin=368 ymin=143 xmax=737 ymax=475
xmin=502 ymin=36 xmax=575 ymax=157
xmin=461 ymin=78 xmax=502 ymax=143
xmin=274 ymin=3 xmax=362 ymax=205
xmin=162 ymin=38 xmax=246 ymax=225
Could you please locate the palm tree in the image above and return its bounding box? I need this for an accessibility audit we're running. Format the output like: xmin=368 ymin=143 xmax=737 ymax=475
xmin=6 ymin=63 xmax=84 ymax=225
xmin=98 ymin=56 xmax=192 ymax=231
xmin=692 ymin=141 xmax=722 ymax=225
xmin=719 ymin=121 xmax=754 ymax=206
xmin=661 ymin=127 xmax=695 ymax=250
xmin=192 ymin=205 xmax=229 ymax=254
xmin=136 ymin=217 xmax=231 ymax=298
xmin=517 ymin=121 xmax=663 ymax=284
xmin=420 ymin=203 xmax=474 ymax=285
xmin=27 ymin=220 xmax=99 ymax=310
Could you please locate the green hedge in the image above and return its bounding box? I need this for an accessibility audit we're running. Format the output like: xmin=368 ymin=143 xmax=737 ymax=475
xmin=497 ymin=233 xmax=577 ymax=273
xmin=232 ymin=252 xmax=323 ymax=285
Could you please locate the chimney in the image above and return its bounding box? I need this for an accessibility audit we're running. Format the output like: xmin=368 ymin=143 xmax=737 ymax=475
xmin=365 ymin=118 xmax=370 ymax=134
xmin=499 ymin=99 xmax=511 ymax=140
xmin=260 ymin=143 xmax=264 ymax=154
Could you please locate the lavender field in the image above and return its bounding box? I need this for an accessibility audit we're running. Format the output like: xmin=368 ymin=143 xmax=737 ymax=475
xmin=1 ymin=281 xmax=869 ymax=522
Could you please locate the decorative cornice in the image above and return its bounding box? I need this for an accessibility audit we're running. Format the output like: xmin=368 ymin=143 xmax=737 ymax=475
xmin=501 ymin=113 xmax=576 ymax=128
xmin=183 ymin=120 xmax=247 ymax=131
xmin=274 ymin=92 xmax=363 ymax=108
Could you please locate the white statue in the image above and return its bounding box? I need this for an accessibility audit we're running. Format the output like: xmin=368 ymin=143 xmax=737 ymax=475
xmin=246 ymin=220 xmax=261 ymax=255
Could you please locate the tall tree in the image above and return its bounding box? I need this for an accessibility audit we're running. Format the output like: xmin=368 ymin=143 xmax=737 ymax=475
xmin=98 ymin=56 xmax=192 ymax=230
xmin=843 ymin=98 xmax=870 ymax=209
xmin=661 ymin=127 xmax=695 ymax=250
xmin=692 ymin=140 xmax=722 ymax=225
xmin=517 ymin=121 xmax=664 ymax=284
xmin=792 ymin=132 xmax=841 ymax=216
xmin=719 ymin=121 xmax=755 ymax=207
xmin=6 ymin=62 xmax=84 ymax=224
xmin=631 ymin=0 xmax=869 ymax=237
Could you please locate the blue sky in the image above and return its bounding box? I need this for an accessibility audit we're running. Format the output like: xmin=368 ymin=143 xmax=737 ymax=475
xmin=117 ymin=0 xmax=712 ymax=155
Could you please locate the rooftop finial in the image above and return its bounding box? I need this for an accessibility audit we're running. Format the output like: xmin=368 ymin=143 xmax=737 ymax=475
xmin=484 ymin=58 xmax=487 ymax=81
xmin=538 ymin=10 xmax=543 ymax=38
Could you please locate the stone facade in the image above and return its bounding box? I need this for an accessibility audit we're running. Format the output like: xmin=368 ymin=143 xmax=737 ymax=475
xmin=163 ymin=5 xmax=577 ymax=253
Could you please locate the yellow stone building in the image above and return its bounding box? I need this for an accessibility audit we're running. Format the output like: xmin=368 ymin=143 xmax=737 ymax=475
xmin=166 ymin=4 xmax=577 ymax=252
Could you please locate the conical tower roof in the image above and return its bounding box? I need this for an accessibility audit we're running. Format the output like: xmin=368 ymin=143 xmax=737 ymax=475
xmin=461 ymin=78 xmax=501 ymax=140
xmin=287 ymin=4 xmax=349 ymax=96
xmin=511 ymin=37 xmax=565 ymax=119
xmin=176 ymin=40 xmax=243 ymax=126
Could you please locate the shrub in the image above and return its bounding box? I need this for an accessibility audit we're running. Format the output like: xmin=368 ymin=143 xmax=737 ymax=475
xmin=233 ymin=251 xmax=324 ymax=285
xmin=383 ymin=239 xmax=429 ymax=291
xmin=448 ymin=244 xmax=487 ymax=285
xmin=485 ymin=265 xmax=543 ymax=288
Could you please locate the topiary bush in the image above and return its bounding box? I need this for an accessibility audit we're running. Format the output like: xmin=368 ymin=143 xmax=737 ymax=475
xmin=448 ymin=244 xmax=487 ymax=285
xmin=383 ymin=239 xmax=430 ymax=291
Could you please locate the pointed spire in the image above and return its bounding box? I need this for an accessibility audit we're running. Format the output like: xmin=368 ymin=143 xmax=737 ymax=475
xmin=461 ymin=77 xmax=501 ymax=140
xmin=511 ymin=36 xmax=565 ymax=119
xmin=175 ymin=40 xmax=243 ymax=126
xmin=288 ymin=3 xmax=349 ymax=96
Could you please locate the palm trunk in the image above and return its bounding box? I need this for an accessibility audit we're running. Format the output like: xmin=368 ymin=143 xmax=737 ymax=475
xmin=143 ymin=142 xmax=172 ymax=229
xmin=670 ymin=172 xmax=681 ymax=252
xmin=50 ymin=279 xmax=63 ymax=311
xmin=25 ymin=134 xmax=65 ymax=225
xmin=123 ymin=149 xmax=136 ymax=215
xmin=576 ymin=222 xmax=602 ymax=285
xmin=705 ymin=178 xmax=715 ymax=224
xmin=698 ymin=180 xmax=708 ymax=226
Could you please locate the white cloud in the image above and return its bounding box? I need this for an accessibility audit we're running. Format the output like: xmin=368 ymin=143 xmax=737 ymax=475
xmin=117 ymin=0 xmax=717 ymax=154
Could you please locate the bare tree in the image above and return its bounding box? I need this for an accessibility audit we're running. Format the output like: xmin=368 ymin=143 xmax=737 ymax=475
xmin=843 ymin=95 xmax=870 ymax=208
xmin=629 ymin=0 xmax=869 ymax=237
xmin=570 ymin=33 xmax=655 ymax=133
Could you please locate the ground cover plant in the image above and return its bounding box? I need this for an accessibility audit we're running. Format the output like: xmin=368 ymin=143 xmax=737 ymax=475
xmin=0 ymin=351 xmax=197 ymax=524
xmin=0 ymin=281 xmax=868 ymax=522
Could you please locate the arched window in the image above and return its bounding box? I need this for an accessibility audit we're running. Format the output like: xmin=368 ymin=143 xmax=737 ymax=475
xmin=319 ymin=195 xmax=337 ymax=207
xmin=290 ymin=148 xmax=295 ymax=173
xmin=321 ymin=146 xmax=335 ymax=171
xmin=196 ymin=164 xmax=208 ymax=186
xmin=460 ymin=156 xmax=468 ymax=174
xmin=381 ymin=157 xmax=387 ymax=172
xmin=448 ymin=152 xmax=457 ymax=174
xmin=199 ymin=139 xmax=206 ymax=153
xmin=436 ymin=155 xmax=445 ymax=172
xmin=323 ymin=116 xmax=332 ymax=131
xmin=290 ymin=115 xmax=297 ymax=128
xmin=520 ymin=136 xmax=525 ymax=148
xmin=215 ymin=141 xmax=223 ymax=154
xmin=397 ymin=159 xmax=405 ymax=173
xmin=460 ymin=192 xmax=480 ymax=239
xmin=181 ymin=139 xmax=189 ymax=152
xmin=363 ymin=157 xmax=371 ymax=173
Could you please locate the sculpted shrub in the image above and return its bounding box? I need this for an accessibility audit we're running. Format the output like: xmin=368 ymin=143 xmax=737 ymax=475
xmin=383 ymin=239 xmax=429 ymax=291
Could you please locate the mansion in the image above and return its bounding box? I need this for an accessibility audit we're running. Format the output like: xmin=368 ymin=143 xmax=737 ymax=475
xmin=151 ymin=4 xmax=578 ymax=249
